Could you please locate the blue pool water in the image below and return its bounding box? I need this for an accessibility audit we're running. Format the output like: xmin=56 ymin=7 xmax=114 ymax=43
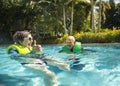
xmin=0 ymin=44 xmax=120 ymax=86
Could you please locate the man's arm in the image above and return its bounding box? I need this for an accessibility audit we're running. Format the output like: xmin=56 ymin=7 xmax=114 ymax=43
xmin=58 ymin=50 xmax=63 ymax=53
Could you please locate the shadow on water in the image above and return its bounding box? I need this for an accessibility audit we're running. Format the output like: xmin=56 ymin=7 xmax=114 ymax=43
xmin=70 ymin=63 xmax=85 ymax=70
xmin=48 ymin=65 xmax=63 ymax=74
xmin=0 ymin=74 xmax=32 ymax=86
xmin=48 ymin=61 xmax=85 ymax=74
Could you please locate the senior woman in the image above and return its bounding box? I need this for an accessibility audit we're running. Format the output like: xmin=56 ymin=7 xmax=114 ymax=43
xmin=7 ymin=30 xmax=70 ymax=86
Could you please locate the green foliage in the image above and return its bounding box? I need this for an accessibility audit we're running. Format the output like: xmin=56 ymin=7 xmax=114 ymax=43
xmin=0 ymin=0 xmax=120 ymax=44
xmin=96 ymin=1 xmax=111 ymax=27
xmin=34 ymin=30 xmax=120 ymax=44
xmin=74 ymin=1 xmax=91 ymax=31
xmin=104 ymin=1 xmax=120 ymax=29
xmin=73 ymin=30 xmax=120 ymax=43
xmin=0 ymin=0 xmax=91 ymax=36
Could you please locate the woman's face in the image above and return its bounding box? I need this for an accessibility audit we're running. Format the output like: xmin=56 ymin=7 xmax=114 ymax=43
xmin=20 ymin=34 xmax=33 ymax=47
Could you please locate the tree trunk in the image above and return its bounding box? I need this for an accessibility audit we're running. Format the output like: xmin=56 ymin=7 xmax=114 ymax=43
xmin=70 ymin=1 xmax=74 ymax=35
xmin=91 ymin=0 xmax=95 ymax=33
xmin=63 ymin=6 xmax=67 ymax=34
xmin=98 ymin=0 xmax=101 ymax=32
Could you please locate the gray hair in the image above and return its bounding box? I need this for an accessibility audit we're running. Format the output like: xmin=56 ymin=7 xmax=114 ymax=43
xmin=13 ymin=31 xmax=31 ymax=43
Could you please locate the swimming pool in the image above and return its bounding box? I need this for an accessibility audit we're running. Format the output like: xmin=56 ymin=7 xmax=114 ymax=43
xmin=0 ymin=44 xmax=120 ymax=86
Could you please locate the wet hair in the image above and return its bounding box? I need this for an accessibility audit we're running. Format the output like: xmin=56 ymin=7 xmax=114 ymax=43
xmin=13 ymin=31 xmax=31 ymax=43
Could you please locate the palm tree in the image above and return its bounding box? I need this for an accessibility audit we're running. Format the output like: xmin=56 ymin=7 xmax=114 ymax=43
xmin=91 ymin=0 xmax=95 ymax=32
xmin=96 ymin=0 xmax=111 ymax=32
xmin=98 ymin=0 xmax=102 ymax=32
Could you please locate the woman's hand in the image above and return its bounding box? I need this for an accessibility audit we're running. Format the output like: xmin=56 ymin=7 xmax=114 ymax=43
xmin=33 ymin=40 xmax=42 ymax=52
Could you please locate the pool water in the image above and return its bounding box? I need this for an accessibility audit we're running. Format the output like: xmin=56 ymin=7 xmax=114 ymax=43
xmin=0 ymin=44 xmax=120 ymax=86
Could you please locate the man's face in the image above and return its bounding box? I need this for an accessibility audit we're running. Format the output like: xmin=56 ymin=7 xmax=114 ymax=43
xmin=66 ymin=38 xmax=75 ymax=49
